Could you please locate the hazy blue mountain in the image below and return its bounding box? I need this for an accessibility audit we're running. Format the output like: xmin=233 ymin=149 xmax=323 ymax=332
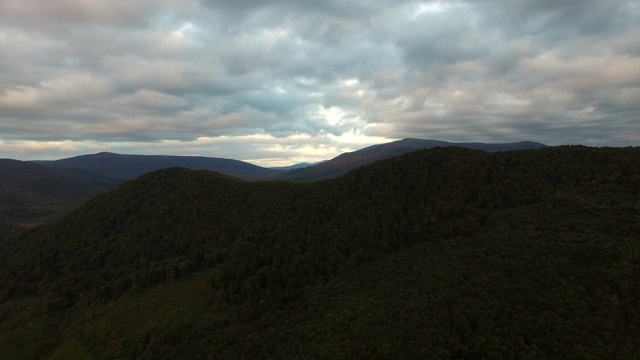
xmin=269 ymin=162 xmax=316 ymax=171
xmin=276 ymin=138 xmax=546 ymax=181
xmin=35 ymin=152 xmax=283 ymax=181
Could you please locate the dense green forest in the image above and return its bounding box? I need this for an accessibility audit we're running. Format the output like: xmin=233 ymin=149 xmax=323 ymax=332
xmin=0 ymin=159 xmax=120 ymax=234
xmin=0 ymin=146 xmax=639 ymax=359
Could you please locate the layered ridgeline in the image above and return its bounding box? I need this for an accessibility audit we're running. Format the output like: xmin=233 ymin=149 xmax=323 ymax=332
xmin=274 ymin=138 xmax=546 ymax=181
xmin=1 ymin=146 xmax=639 ymax=359
xmin=0 ymin=139 xmax=545 ymax=234
xmin=2 ymin=152 xmax=280 ymax=235
xmin=35 ymin=140 xmax=546 ymax=183
xmin=35 ymin=152 xmax=283 ymax=181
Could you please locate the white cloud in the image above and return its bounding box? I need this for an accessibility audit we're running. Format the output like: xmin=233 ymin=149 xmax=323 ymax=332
xmin=0 ymin=0 xmax=639 ymax=164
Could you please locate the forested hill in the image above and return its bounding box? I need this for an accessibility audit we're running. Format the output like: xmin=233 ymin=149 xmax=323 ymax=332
xmin=0 ymin=159 xmax=120 ymax=234
xmin=1 ymin=145 xmax=639 ymax=359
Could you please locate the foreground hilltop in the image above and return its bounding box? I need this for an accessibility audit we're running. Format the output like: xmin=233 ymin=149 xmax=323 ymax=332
xmin=1 ymin=145 xmax=639 ymax=359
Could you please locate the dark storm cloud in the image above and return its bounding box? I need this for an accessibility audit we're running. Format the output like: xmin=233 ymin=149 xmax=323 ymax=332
xmin=0 ymin=0 xmax=638 ymax=164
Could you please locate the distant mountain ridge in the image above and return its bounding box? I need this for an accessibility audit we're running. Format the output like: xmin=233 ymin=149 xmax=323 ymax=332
xmin=32 ymin=139 xmax=546 ymax=183
xmin=35 ymin=152 xmax=283 ymax=181
xmin=276 ymin=138 xmax=547 ymax=181
xmin=269 ymin=162 xmax=315 ymax=171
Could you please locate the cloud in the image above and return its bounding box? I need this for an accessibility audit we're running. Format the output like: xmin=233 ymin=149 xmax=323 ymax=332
xmin=0 ymin=0 xmax=639 ymax=165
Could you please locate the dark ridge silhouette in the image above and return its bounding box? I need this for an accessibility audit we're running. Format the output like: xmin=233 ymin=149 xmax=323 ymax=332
xmin=0 ymin=139 xmax=543 ymax=228
xmin=35 ymin=152 xmax=283 ymax=181
xmin=277 ymin=138 xmax=547 ymax=181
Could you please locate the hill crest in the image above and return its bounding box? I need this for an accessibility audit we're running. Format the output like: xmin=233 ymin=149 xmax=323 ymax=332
xmin=276 ymin=138 xmax=546 ymax=181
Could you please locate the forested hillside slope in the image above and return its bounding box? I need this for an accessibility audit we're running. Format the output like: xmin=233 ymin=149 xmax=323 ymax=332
xmin=1 ymin=146 xmax=639 ymax=359
xmin=0 ymin=159 xmax=120 ymax=235
xmin=1 ymin=139 xmax=544 ymax=232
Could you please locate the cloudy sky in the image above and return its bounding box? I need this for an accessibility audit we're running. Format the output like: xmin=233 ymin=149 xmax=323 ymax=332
xmin=1 ymin=0 xmax=639 ymax=166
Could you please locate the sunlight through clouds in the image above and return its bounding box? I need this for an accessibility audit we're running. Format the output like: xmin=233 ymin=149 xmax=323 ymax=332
xmin=0 ymin=0 xmax=638 ymax=164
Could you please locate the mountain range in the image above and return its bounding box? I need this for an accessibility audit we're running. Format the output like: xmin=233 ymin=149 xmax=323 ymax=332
xmin=1 ymin=144 xmax=638 ymax=359
xmin=33 ymin=138 xmax=546 ymax=182
xmin=276 ymin=138 xmax=545 ymax=181
xmin=0 ymin=139 xmax=546 ymax=230
xmin=34 ymin=152 xmax=283 ymax=181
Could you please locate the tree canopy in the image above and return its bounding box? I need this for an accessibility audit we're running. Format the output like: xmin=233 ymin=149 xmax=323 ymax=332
xmin=1 ymin=145 xmax=639 ymax=359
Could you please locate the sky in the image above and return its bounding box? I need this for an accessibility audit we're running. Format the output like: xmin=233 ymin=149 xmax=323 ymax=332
xmin=1 ymin=0 xmax=639 ymax=167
